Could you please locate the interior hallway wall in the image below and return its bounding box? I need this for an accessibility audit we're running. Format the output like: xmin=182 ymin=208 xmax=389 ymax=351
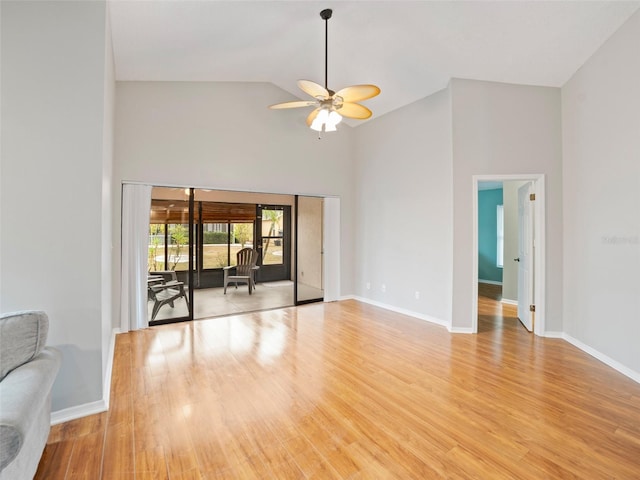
xmin=562 ymin=9 xmax=640 ymax=374
xmin=1 ymin=1 xmax=112 ymax=411
xmin=353 ymin=88 xmax=454 ymax=325
xmin=451 ymin=79 xmax=563 ymax=332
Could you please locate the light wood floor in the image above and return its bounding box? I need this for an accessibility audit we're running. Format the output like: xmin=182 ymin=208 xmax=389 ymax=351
xmin=36 ymin=294 xmax=640 ymax=479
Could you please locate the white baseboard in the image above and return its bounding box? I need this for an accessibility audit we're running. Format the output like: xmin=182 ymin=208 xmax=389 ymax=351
xmin=339 ymin=294 xmax=357 ymax=301
xmin=562 ymin=333 xmax=640 ymax=385
xmin=501 ymin=298 xmax=517 ymax=305
xmin=51 ymin=399 xmax=108 ymax=425
xmin=542 ymin=331 xmax=564 ymax=339
xmin=449 ymin=327 xmax=475 ymax=334
xmin=346 ymin=296 xmax=450 ymax=329
xmin=479 ymin=279 xmax=503 ymax=286
xmin=50 ymin=327 xmax=120 ymax=425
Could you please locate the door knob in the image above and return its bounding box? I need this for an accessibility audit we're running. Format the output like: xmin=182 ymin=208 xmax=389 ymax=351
xmin=514 ymin=257 xmax=520 ymax=262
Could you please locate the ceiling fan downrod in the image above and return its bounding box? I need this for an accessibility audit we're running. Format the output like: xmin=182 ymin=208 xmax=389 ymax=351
xmin=320 ymin=9 xmax=332 ymax=94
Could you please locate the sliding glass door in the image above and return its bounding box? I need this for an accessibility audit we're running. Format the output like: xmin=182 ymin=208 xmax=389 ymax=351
xmin=295 ymin=196 xmax=324 ymax=304
xmin=192 ymin=198 xmax=257 ymax=290
xmin=146 ymin=188 xmax=299 ymax=323
xmin=256 ymin=205 xmax=291 ymax=283
xmin=148 ymin=189 xmax=193 ymax=324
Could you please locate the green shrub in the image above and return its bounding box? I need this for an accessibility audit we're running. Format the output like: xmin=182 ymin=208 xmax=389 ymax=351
xmin=203 ymin=231 xmax=229 ymax=244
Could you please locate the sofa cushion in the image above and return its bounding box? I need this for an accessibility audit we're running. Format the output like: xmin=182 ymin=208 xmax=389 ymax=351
xmin=0 ymin=347 xmax=61 ymax=474
xmin=0 ymin=311 xmax=49 ymax=382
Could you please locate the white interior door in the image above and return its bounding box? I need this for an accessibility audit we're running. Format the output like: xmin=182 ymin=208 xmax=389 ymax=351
xmin=517 ymin=182 xmax=534 ymax=331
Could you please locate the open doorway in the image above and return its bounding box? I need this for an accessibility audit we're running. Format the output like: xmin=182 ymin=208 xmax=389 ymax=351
xmin=147 ymin=187 xmax=295 ymax=323
xmin=143 ymin=186 xmax=338 ymax=324
xmin=472 ymin=175 xmax=546 ymax=336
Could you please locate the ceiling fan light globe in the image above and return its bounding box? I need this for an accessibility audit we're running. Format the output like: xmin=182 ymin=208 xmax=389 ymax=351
xmin=310 ymin=118 xmax=324 ymax=132
xmin=328 ymin=110 xmax=342 ymax=125
xmin=324 ymin=123 xmax=337 ymax=132
xmin=311 ymin=109 xmax=330 ymax=131
xmin=316 ymin=109 xmax=330 ymax=123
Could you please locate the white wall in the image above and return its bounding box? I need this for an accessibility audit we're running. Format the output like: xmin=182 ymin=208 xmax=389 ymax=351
xmin=451 ymin=79 xmax=563 ymax=332
xmin=1 ymin=1 xmax=109 ymax=410
xmin=0 ymin=2 xmax=3 ymax=308
xmin=113 ymin=81 xmax=356 ymax=321
xmin=502 ymin=181 xmax=528 ymax=301
xmin=562 ymin=10 xmax=640 ymax=373
xmin=101 ymin=1 xmax=116 ymax=401
xmin=353 ymin=88 xmax=454 ymax=325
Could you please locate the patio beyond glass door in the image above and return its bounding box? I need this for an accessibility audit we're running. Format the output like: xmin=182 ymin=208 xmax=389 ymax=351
xmin=147 ymin=188 xmax=194 ymax=325
xmin=256 ymin=205 xmax=291 ymax=283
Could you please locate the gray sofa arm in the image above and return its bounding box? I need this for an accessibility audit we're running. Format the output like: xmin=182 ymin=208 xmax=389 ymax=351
xmin=0 ymin=347 xmax=61 ymax=472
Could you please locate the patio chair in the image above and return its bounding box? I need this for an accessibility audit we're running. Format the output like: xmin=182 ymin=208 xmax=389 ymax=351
xmin=223 ymin=248 xmax=258 ymax=294
xmin=148 ymin=275 xmax=190 ymax=321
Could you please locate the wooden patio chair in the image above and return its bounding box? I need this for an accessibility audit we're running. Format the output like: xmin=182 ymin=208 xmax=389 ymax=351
xmin=223 ymin=248 xmax=258 ymax=294
xmin=148 ymin=273 xmax=190 ymax=321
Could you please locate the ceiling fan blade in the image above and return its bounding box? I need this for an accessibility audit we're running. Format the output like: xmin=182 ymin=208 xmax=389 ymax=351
xmin=269 ymin=100 xmax=317 ymax=110
xmin=298 ymin=80 xmax=330 ymax=100
xmin=335 ymin=84 xmax=381 ymax=103
xmin=337 ymin=102 xmax=372 ymax=120
xmin=306 ymin=108 xmax=321 ymax=126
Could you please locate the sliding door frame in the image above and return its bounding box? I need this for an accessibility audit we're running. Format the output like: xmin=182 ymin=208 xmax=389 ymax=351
xmin=294 ymin=195 xmax=325 ymax=306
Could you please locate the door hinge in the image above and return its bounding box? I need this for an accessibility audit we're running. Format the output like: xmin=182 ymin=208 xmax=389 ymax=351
xmin=529 ymin=304 xmax=536 ymax=312
xmin=529 ymin=193 xmax=536 ymax=201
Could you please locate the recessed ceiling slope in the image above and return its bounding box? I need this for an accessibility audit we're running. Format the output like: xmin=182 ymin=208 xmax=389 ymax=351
xmin=108 ymin=1 xmax=640 ymax=123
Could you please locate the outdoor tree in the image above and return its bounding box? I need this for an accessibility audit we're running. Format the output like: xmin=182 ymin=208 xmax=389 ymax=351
xmin=169 ymin=224 xmax=188 ymax=270
xmin=262 ymin=209 xmax=283 ymax=259
xmin=148 ymin=224 xmax=165 ymax=271
xmin=233 ymin=223 xmax=252 ymax=248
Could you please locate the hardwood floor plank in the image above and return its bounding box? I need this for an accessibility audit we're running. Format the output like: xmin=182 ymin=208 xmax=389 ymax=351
xmin=66 ymin=431 xmax=104 ymax=479
xmin=34 ymin=440 xmax=74 ymax=479
xmin=47 ymin=413 xmax=107 ymax=443
xmin=281 ymin=435 xmax=342 ymax=480
xmin=101 ymin=421 xmax=135 ymax=477
xmin=134 ymin=446 xmax=169 ymax=479
xmin=37 ymin=297 xmax=640 ymax=479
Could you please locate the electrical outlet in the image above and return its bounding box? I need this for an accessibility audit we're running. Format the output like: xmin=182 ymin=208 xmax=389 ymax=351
xmin=415 ymin=291 xmax=420 ymax=300
xmin=381 ymin=284 xmax=386 ymax=293
xmin=366 ymin=282 xmax=371 ymax=290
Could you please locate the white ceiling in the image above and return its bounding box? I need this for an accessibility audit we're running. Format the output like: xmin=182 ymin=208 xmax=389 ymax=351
xmin=109 ymin=1 xmax=640 ymax=124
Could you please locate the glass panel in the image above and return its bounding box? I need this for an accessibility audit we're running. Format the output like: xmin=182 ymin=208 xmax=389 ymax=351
xmin=230 ymin=222 xmax=254 ymax=266
xmin=147 ymin=186 xmax=192 ymax=324
xmin=202 ymin=222 xmax=229 ymax=269
xmin=148 ymin=224 xmax=166 ymax=272
xmin=262 ymin=237 xmax=283 ymax=265
xmin=261 ymin=208 xmax=283 ymax=237
xmin=168 ymin=224 xmax=190 ymax=271
xmin=261 ymin=208 xmax=283 ymax=265
xmin=296 ymin=197 xmax=324 ymax=303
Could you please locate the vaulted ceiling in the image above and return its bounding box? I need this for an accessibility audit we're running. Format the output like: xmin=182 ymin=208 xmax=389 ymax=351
xmin=109 ymin=1 xmax=640 ymax=124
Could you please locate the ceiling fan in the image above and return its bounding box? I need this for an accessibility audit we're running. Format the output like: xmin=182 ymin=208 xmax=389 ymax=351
xmin=269 ymin=8 xmax=380 ymax=135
